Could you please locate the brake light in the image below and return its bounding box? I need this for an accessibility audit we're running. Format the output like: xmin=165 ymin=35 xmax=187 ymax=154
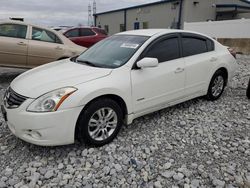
xmin=228 ymin=47 xmax=236 ymax=59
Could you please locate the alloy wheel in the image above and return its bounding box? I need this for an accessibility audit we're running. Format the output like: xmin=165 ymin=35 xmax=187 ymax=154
xmin=88 ymin=107 xmax=118 ymax=141
xmin=211 ymin=75 xmax=224 ymax=97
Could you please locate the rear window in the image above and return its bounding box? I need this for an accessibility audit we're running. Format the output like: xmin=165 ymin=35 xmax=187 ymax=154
xmin=65 ymin=29 xmax=79 ymax=37
xmin=94 ymin=28 xmax=107 ymax=35
xmin=182 ymin=37 xmax=208 ymax=57
xmin=32 ymin=27 xmax=62 ymax=44
xmin=80 ymin=28 xmax=96 ymax=36
xmin=207 ymin=39 xmax=215 ymax=52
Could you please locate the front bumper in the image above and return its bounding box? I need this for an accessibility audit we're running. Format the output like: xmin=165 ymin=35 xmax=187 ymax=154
xmin=2 ymin=99 xmax=83 ymax=146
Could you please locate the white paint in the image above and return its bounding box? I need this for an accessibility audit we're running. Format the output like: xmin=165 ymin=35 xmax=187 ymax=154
xmin=3 ymin=29 xmax=238 ymax=146
xmin=184 ymin=19 xmax=250 ymax=38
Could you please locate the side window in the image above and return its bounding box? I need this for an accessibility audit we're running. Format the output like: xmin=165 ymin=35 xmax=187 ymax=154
xmin=207 ymin=39 xmax=215 ymax=52
xmin=0 ymin=24 xmax=27 ymax=39
xmin=94 ymin=28 xmax=107 ymax=35
xmin=182 ymin=36 xmax=207 ymax=57
xmin=80 ymin=28 xmax=96 ymax=36
xmin=65 ymin=29 xmax=79 ymax=37
xmin=143 ymin=37 xmax=180 ymax=63
xmin=32 ymin=27 xmax=62 ymax=44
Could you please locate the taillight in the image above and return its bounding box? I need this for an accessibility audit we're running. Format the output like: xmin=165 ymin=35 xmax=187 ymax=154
xmin=228 ymin=47 xmax=236 ymax=59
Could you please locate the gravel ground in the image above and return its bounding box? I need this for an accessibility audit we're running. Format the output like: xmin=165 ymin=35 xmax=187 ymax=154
xmin=0 ymin=56 xmax=249 ymax=188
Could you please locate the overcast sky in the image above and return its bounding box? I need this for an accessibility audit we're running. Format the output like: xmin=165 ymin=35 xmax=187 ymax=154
xmin=0 ymin=0 xmax=157 ymax=27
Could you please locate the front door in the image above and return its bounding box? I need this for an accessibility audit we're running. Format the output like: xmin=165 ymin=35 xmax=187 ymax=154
xmin=131 ymin=35 xmax=185 ymax=114
xmin=0 ymin=23 xmax=28 ymax=67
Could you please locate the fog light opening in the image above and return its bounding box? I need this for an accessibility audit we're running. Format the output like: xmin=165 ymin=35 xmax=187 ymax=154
xmin=25 ymin=130 xmax=42 ymax=139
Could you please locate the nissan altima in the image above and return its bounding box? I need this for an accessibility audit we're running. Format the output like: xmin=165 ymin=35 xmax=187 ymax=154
xmin=1 ymin=29 xmax=238 ymax=146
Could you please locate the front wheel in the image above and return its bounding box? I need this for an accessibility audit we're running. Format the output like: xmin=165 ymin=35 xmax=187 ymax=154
xmin=76 ymin=98 xmax=123 ymax=146
xmin=206 ymin=70 xmax=227 ymax=101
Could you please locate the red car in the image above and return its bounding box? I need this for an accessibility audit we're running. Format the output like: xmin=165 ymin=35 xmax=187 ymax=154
xmin=63 ymin=27 xmax=107 ymax=48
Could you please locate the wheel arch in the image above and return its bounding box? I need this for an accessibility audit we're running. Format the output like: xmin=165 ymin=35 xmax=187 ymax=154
xmin=74 ymin=94 xmax=128 ymax=140
xmin=206 ymin=66 xmax=229 ymax=94
xmin=216 ymin=67 xmax=228 ymax=86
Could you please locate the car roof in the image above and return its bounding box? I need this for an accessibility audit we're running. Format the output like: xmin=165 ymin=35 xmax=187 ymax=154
xmin=0 ymin=20 xmax=58 ymax=33
xmin=0 ymin=20 xmax=84 ymax=46
xmin=65 ymin=26 xmax=104 ymax=30
xmin=116 ymin=29 xmax=212 ymax=38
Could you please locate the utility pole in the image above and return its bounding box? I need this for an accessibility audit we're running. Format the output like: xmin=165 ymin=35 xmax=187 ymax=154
xmin=177 ymin=0 xmax=183 ymax=29
xmin=88 ymin=3 xmax=92 ymax=26
xmin=93 ymin=0 xmax=97 ymax=26
xmin=93 ymin=0 xmax=96 ymax=15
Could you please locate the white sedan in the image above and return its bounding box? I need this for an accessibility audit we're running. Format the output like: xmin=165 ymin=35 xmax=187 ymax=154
xmin=1 ymin=29 xmax=238 ymax=146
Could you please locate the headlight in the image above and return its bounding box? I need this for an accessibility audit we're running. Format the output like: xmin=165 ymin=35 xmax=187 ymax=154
xmin=27 ymin=87 xmax=77 ymax=112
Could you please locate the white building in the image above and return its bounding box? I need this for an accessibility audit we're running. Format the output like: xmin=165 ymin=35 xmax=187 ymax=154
xmin=94 ymin=0 xmax=250 ymax=35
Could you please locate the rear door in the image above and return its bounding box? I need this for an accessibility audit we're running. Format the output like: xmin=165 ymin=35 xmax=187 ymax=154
xmin=27 ymin=27 xmax=65 ymax=67
xmin=64 ymin=28 xmax=97 ymax=48
xmin=79 ymin=28 xmax=97 ymax=47
xmin=64 ymin=28 xmax=81 ymax=45
xmin=181 ymin=33 xmax=216 ymax=96
xmin=0 ymin=23 xmax=28 ymax=67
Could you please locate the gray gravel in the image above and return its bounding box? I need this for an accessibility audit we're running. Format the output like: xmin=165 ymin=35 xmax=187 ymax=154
xmin=0 ymin=55 xmax=249 ymax=188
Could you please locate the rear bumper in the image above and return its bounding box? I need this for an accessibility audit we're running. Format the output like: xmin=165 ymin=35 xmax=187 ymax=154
xmin=3 ymin=99 xmax=83 ymax=146
xmin=228 ymin=60 xmax=239 ymax=87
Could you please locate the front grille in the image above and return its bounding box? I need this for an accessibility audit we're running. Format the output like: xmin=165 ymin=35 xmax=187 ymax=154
xmin=4 ymin=87 xmax=28 ymax=108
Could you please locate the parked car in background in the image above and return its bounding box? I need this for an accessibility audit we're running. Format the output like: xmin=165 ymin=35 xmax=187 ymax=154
xmin=51 ymin=26 xmax=72 ymax=33
xmin=0 ymin=21 xmax=86 ymax=68
xmin=1 ymin=29 xmax=238 ymax=146
xmin=63 ymin=27 xmax=107 ymax=48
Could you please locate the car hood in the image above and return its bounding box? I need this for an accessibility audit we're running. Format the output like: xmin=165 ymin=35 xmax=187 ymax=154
xmin=11 ymin=59 xmax=112 ymax=98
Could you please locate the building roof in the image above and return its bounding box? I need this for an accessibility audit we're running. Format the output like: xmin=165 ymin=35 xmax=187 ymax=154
xmin=94 ymin=0 xmax=177 ymax=16
xmin=216 ymin=4 xmax=250 ymax=13
xmin=240 ymin=0 xmax=250 ymax=4
xmin=216 ymin=4 xmax=250 ymax=10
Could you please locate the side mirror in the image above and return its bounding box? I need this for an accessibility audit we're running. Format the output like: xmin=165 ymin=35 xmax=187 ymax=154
xmin=136 ymin=57 xmax=159 ymax=69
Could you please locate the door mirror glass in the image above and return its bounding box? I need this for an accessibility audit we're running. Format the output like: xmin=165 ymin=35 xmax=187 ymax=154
xmin=137 ymin=57 xmax=159 ymax=68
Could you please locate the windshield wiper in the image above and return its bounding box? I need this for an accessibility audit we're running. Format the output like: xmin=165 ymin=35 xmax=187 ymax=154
xmin=70 ymin=55 xmax=78 ymax=62
xmin=76 ymin=59 xmax=97 ymax=67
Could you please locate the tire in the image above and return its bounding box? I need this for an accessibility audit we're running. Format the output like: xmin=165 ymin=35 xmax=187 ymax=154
xmin=206 ymin=70 xmax=227 ymax=101
xmin=247 ymin=77 xmax=250 ymax=99
xmin=76 ymin=98 xmax=123 ymax=146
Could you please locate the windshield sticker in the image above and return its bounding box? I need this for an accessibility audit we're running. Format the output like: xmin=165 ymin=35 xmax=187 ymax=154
xmin=113 ymin=60 xmax=122 ymax=66
xmin=120 ymin=43 xmax=139 ymax=49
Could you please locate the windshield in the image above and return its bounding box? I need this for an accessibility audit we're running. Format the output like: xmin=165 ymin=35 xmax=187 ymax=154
xmin=76 ymin=35 xmax=149 ymax=68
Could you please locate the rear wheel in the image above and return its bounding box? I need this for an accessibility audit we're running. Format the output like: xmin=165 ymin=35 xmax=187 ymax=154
xmin=76 ymin=98 xmax=123 ymax=146
xmin=206 ymin=70 xmax=227 ymax=101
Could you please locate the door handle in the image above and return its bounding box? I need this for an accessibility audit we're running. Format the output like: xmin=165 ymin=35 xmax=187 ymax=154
xmin=55 ymin=46 xmax=63 ymax=50
xmin=17 ymin=42 xmax=27 ymax=46
xmin=210 ymin=57 xmax=217 ymax=62
xmin=175 ymin=67 xmax=185 ymax=74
